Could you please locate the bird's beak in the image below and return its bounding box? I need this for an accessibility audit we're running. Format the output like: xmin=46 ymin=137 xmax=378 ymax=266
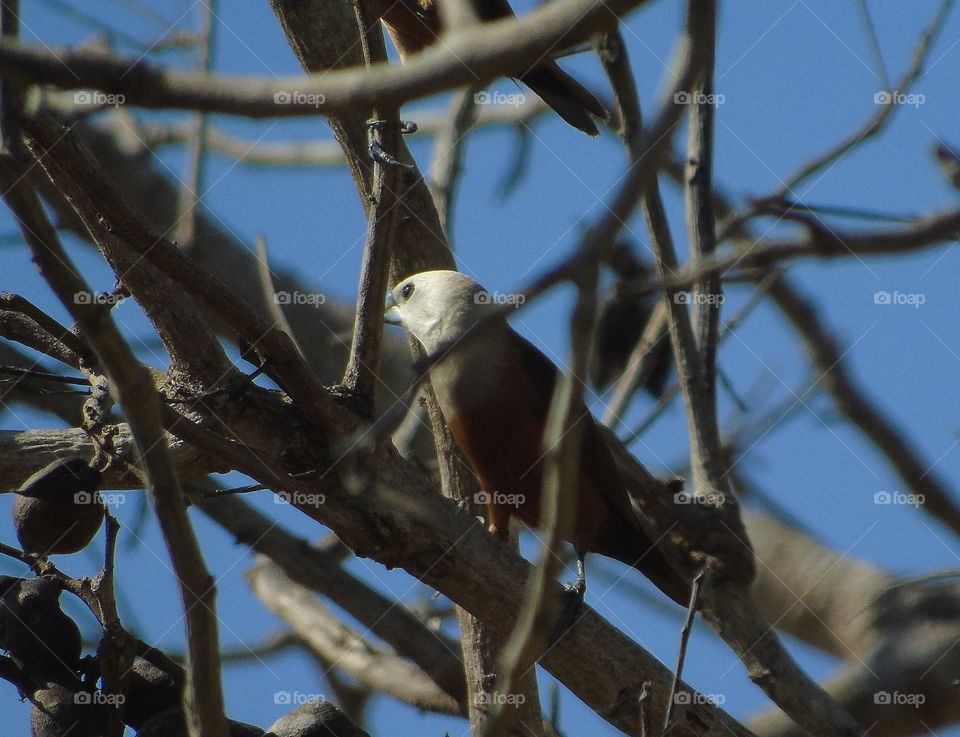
xmin=384 ymin=291 xmax=402 ymax=325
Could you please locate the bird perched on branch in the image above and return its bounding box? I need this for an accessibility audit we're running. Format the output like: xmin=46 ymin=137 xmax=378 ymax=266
xmin=385 ymin=270 xmax=689 ymax=607
xmin=370 ymin=0 xmax=609 ymax=136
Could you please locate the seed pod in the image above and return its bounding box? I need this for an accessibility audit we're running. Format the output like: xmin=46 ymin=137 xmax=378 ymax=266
xmin=12 ymin=458 xmax=104 ymax=556
xmin=0 ymin=576 xmax=82 ymax=682
xmin=137 ymin=707 xmax=265 ymax=737
xmin=30 ymin=682 xmax=103 ymax=737
xmin=121 ymin=658 xmax=182 ymax=729
xmin=267 ymin=701 xmax=371 ymax=737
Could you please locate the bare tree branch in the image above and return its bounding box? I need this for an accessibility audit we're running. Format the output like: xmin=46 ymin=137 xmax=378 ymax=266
xmin=718 ymin=0 xmax=954 ymax=241
xmin=247 ymin=559 xmax=461 ymax=715
xmin=0 ymin=292 xmax=87 ymax=361
xmin=428 ymin=87 xmax=479 ymax=235
xmin=192 ymin=485 xmax=467 ymax=707
xmin=341 ymin=0 xmax=403 ymax=410
xmin=0 ymin=425 xmax=215 ymax=488
xmin=0 ymin=0 xmax=656 ymax=117
xmin=173 ymin=0 xmax=216 ymax=248
xmin=684 ymin=0 xmax=720 ymax=411
xmin=21 ymin=108 xmax=345 ymax=432
xmin=766 ymin=273 xmax=960 ymax=539
xmin=594 ymin=6 xmax=862 ymax=737
xmin=0 ymin=157 xmax=229 ymax=737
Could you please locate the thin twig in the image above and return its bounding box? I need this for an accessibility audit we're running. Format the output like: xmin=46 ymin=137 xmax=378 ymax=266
xmin=718 ymin=0 xmax=954 ymax=241
xmin=767 ymin=273 xmax=960 ymax=539
xmin=757 ymin=199 xmax=918 ymax=224
xmin=661 ymin=571 xmax=705 ymax=737
xmin=601 ymin=299 xmax=668 ymax=426
xmin=0 ymin=292 xmax=88 ymax=358
xmin=429 ymin=86 xmax=479 ymax=236
xmin=93 ymin=511 xmax=132 ymax=737
xmin=174 ymin=0 xmax=217 ymax=247
xmin=632 ymin=203 xmax=960 ymax=300
xmin=684 ymin=0 xmax=720 ymax=413
xmin=853 ymin=0 xmax=890 ymax=91
xmin=341 ymin=0 xmax=403 ymax=409
xmin=0 ymin=540 xmax=31 ymax=565
xmin=638 ymin=681 xmax=652 ymax=737
xmin=0 ymin=366 xmax=89 ymax=385
xmin=134 ymin=98 xmax=547 ymax=167
xmin=253 ymin=235 xmax=307 ymax=361
xmin=622 ymin=268 xmax=787 ymax=444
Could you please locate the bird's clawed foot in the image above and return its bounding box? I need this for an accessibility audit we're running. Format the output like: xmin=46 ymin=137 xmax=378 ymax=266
xmin=548 ymin=556 xmax=587 ymax=646
xmin=367 ymin=118 xmax=418 ymax=136
xmin=367 ymin=119 xmax=418 ymax=167
xmin=453 ymin=498 xmax=486 ymax=527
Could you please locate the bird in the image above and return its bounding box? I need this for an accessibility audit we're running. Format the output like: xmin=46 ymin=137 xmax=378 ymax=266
xmin=370 ymin=0 xmax=609 ymax=136
xmin=591 ymin=242 xmax=673 ymax=396
xmin=385 ymin=270 xmax=689 ymax=607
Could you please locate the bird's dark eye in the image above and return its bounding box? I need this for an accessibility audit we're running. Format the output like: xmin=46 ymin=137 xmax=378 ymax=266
xmin=401 ymin=283 xmax=415 ymax=300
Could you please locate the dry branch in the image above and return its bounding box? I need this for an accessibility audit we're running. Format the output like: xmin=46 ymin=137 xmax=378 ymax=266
xmin=192 ymin=486 xmax=467 ymax=707
xmin=0 ymin=157 xmax=229 ymax=737
xmin=247 ymin=559 xmax=460 ymax=715
xmin=21 ymin=109 xmax=344 ymax=434
xmin=0 ymin=0 xmax=654 ymax=118
xmin=767 ymin=274 xmax=960 ymax=538
xmin=593 ymin=6 xmax=862 ymax=737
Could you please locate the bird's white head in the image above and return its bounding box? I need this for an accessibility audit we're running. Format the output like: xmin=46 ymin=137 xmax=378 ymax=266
xmin=385 ymin=270 xmax=504 ymax=355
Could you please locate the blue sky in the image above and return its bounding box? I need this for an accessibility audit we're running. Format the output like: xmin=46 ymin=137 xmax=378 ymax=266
xmin=2 ymin=1 xmax=959 ymax=735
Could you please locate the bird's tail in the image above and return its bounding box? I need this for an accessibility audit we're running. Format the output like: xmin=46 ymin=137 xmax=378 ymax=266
xmin=593 ymin=424 xmax=693 ymax=607
xmin=591 ymin=514 xmax=691 ymax=607
xmin=519 ymin=62 xmax=608 ymax=136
